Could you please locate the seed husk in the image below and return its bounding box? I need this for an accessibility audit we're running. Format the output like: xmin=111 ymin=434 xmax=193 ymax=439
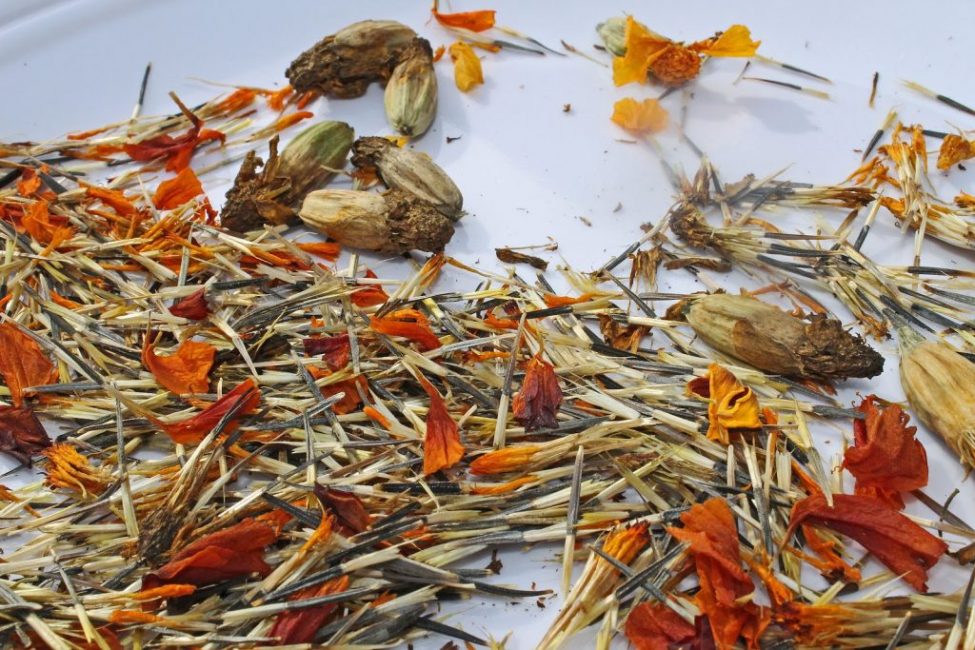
xmin=384 ymin=38 xmax=438 ymax=137
xmin=900 ymin=337 xmax=975 ymax=469
xmin=596 ymin=17 xmax=631 ymax=57
xmin=278 ymin=120 xmax=355 ymax=201
xmin=678 ymin=293 xmax=884 ymax=380
xmin=286 ymin=20 xmax=417 ymax=98
xmin=300 ymin=188 xmax=455 ymax=253
xmin=351 ymin=136 xmax=463 ymax=218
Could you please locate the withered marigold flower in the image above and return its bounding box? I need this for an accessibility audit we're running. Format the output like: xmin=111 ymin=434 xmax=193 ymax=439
xmin=687 ymin=363 xmax=762 ymax=445
xmin=286 ymin=20 xmax=417 ymax=98
xmin=42 ymin=444 xmax=111 ymax=497
xmin=513 ymin=353 xmax=563 ymax=431
xmin=936 ymin=133 xmax=975 ymax=171
xmin=679 ymin=293 xmax=884 ymax=380
xmin=648 ymin=44 xmax=701 ymax=87
xmin=899 ymin=336 xmax=975 ymax=469
xmin=469 ymin=444 xmax=542 ymax=475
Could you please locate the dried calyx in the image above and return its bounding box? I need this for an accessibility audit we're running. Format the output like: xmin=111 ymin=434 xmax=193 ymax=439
xmin=286 ymin=20 xmax=417 ymax=98
xmin=221 ymin=122 xmax=353 ymax=233
xmin=675 ymin=293 xmax=884 ymax=380
xmin=299 ymin=188 xmax=455 ymax=253
xmin=351 ymin=136 xmax=463 ymax=218
xmin=384 ymin=38 xmax=438 ymax=137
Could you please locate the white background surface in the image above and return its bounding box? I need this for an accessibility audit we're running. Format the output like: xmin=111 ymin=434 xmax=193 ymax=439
xmin=3 ymin=1 xmax=975 ymax=647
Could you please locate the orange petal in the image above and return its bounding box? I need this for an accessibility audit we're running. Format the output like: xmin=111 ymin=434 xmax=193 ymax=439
xmin=0 ymin=322 xmax=58 ymax=407
xmin=141 ymin=334 xmax=215 ymax=395
xmin=433 ymin=9 xmax=496 ymax=32
xmin=611 ymin=98 xmax=669 ymax=135
xmin=153 ymin=168 xmax=205 ymax=210
xmin=418 ymin=374 xmax=464 ymax=475
xmin=692 ymin=25 xmax=760 ymax=57
xmin=449 ymin=41 xmax=484 ymax=92
xmin=369 ymin=309 xmax=441 ymax=351
xmin=612 ymin=16 xmax=671 ymax=86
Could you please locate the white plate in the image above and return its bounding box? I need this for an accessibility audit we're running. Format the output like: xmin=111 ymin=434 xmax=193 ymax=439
xmin=2 ymin=1 xmax=975 ymax=647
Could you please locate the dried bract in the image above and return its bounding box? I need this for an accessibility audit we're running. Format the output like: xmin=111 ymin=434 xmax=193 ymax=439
xmin=384 ymin=38 xmax=438 ymax=137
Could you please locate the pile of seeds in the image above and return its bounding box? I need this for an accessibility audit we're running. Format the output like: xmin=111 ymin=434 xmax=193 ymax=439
xmin=2 ymin=8 xmax=975 ymax=650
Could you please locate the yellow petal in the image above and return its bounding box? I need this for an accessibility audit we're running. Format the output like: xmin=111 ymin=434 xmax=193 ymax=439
xmin=611 ymin=97 xmax=669 ymax=134
xmin=449 ymin=41 xmax=484 ymax=92
xmin=706 ymin=364 xmax=762 ymax=444
xmin=697 ymin=25 xmax=760 ymax=57
xmin=612 ymin=16 xmax=671 ymax=86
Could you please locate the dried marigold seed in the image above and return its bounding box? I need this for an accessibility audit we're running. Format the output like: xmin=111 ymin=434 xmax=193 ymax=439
xmin=384 ymin=38 xmax=438 ymax=137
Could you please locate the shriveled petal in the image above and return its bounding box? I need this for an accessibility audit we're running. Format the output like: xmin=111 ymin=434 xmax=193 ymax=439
xmin=611 ymin=98 xmax=669 ymax=134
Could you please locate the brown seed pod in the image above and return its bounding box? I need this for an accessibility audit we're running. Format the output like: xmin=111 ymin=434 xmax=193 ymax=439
xmin=680 ymin=293 xmax=884 ymax=380
xmin=299 ymin=188 xmax=455 ymax=253
xmin=286 ymin=20 xmax=418 ymax=98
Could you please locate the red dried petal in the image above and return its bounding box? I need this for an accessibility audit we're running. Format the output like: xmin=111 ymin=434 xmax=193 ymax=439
xmin=512 ymin=353 xmax=563 ymax=431
xmin=303 ymin=334 xmax=351 ymax=371
xmin=0 ymin=406 xmax=50 ymax=465
xmin=843 ymin=395 xmax=927 ymax=509
xmin=786 ymin=493 xmax=947 ymax=591
xmin=350 ymin=269 xmax=389 ymax=307
xmin=269 ymin=575 xmax=349 ymax=644
xmin=143 ymin=518 xmax=277 ymax=590
xmin=316 ymin=486 xmax=371 ymax=535
xmin=155 ymin=378 xmax=261 ymax=444
xmin=624 ymin=602 xmax=696 ymax=650
xmin=169 ymin=288 xmax=211 ymax=321
xmin=0 ymin=322 xmax=58 ymax=407
xmin=419 ymin=374 xmax=464 ymax=475
xmin=124 ymin=121 xmax=225 ymax=173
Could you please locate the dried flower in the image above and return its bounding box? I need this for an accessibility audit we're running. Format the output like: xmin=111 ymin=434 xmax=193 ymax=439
xmin=0 ymin=322 xmax=58 ymax=407
xmin=350 ymin=136 xmax=463 ymax=218
xmin=449 ymin=41 xmax=484 ymax=93
xmin=687 ymin=363 xmax=762 ymax=445
xmin=142 ymin=517 xmax=279 ymax=590
xmin=612 ymin=17 xmax=671 ymax=86
xmin=418 ymin=374 xmax=464 ymax=475
xmin=936 ymin=133 xmax=975 ymax=171
xmin=611 ymin=97 xmax=669 ymax=134
xmin=286 ymin=20 xmax=417 ymax=98
xmin=42 ymin=444 xmax=110 ymax=497
xmin=385 ymin=38 xmax=438 ymax=136
xmin=900 ymin=337 xmax=975 ymax=468
xmin=0 ymin=406 xmax=50 ymax=465
xmin=786 ymin=493 xmax=947 ymax=591
xmin=513 ymin=353 xmax=563 ymax=431
xmin=680 ymin=293 xmax=884 ymax=380
xmin=169 ymin=288 xmax=211 ymax=321
xmin=141 ymin=333 xmax=216 ymax=395
xmin=842 ymin=395 xmax=927 ymax=509
xmin=300 ymin=188 xmax=456 ymax=253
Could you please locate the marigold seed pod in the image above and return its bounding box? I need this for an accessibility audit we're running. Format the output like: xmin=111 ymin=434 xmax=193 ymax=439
xmin=278 ymin=121 xmax=354 ymax=203
xmin=300 ymin=188 xmax=455 ymax=254
xmin=899 ymin=337 xmax=975 ymax=468
xmin=351 ymin=136 xmax=462 ymax=219
xmin=384 ymin=38 xmax=438 ymax=137
xmin=596 ymin=17 xmax=629 ymax=56
xmin=680 ymin=293 xmax=884 ymax=380
xmin=286 ymin=20 xmax=417 ymax=98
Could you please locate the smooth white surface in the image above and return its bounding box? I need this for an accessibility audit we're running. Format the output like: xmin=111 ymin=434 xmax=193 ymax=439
xmin=3 ymin=1 xmax=975 ymax=648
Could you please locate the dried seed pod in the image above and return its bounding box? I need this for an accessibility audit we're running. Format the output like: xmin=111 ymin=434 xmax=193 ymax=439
xmin=900 ymin=336 xmax=975 ymax=468
xmin=278 ymin=120 xmax=354 ymax=201
xmin=384 ymin=38 xmax=438 ymax=137
xmin=596 ymin=17 xmax=629 ymax=56
xmin=286 ymin=20 xmax=417 ymax=98
xmin=299 ymin=188 xmax=455 ymax=253
xmin=351 ymin=136 xmax=462 ymax=218
xmin=680 ymin=293 xmax=884 ymax=380
xmin=220 ymin=123 xmax=353 ymax=233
